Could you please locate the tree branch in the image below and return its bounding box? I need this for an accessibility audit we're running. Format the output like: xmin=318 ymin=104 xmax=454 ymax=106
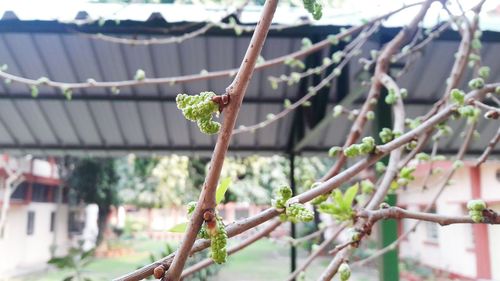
xmin=0 ymin=3 xmax=422 ymax=92
xmin=163 ymin=1 xmax=279 ymax=280
xmin=180 ymin=220 xmax=281 ymax=279
xmin=357 ymin=206 xmax=500 ymax=226
xmin=475 ymin=126 xmax=500 ymax=166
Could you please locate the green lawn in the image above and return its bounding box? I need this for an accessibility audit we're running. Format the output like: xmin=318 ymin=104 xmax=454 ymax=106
xmin=14 ymin=238 xmax=376 ymax=281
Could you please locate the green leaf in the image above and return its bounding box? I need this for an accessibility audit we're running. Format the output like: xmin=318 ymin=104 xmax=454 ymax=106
xmin=342 ymin=183 xmax=359 ymax=209
xmin=62 ymin=276 xmax=74 ymax=281
xmin=216 ymin=177 xmax=231 ymax=204
xmin=168 ymin=222 xmax=188 ymax=233
xmin=332 ymin=190 xmax=343 ymax=207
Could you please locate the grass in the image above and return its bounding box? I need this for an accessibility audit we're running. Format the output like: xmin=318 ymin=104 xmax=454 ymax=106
xmin=13 ymin=238 xmax=377 ymax=281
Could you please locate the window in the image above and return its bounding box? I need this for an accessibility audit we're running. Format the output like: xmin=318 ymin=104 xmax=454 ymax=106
xmin=11 ymin=182 xmax=29 ymax=201
xmin=31 ymin=184 xmax=53 ymax=203
xmin=425 ymin=207 xmax=439 ymax=242
xmin=27 ymin=211 xmax=35 ymax=235
xmin=50 ymin=211 xmax=55 ymax=232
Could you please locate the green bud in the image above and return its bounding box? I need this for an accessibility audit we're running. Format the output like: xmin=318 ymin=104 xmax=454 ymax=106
xmin=471 ymin=38 xmax=482 ymax=50
xmin=375 ymin=161 xmax=386 ymax=173
xmin=333 ymin=105 xmax=343 ymax=118
xmin=452 ymin=160 xmax=464 ymax=169
xmin=30 ymin=85 xmax=39 ymax=98
xmin=385 ymin=92 xmax=397 ymax=105
xmin=328 ymin=146 xmax=342 ymax=157
xmin=332 ymin=51 xmax=344 ymax=63
xmin=400 ymin=88 xmax=408 ymax=98
xmin=62 ymin=86 xmax=72 ymax=100
xmin=301 ymin=38 xmax=313 ymax=49
xmin=397 ymin=178 xmax=408 ymax=187
xmin=176 ymin=91 xmax=221 ymax=134
xmin=286 ymin=203 xmax=314 ymax=223
xmin=134 ymin=69 xmax=146 ymax=81
xmin=111 ymin=86 xmax=120 ymax=95
xmin=416 ymin=153 xmax=430 ymax=161
xmin=468 ymin=78 xmax=484 ymax=89
xmin=366 ymin=111 xmax=375 ymax=120
xmin=478 ymin=66 xmax=490 ymax=80
xmin=361 ymin=180 xmax=374 ymax=194
xmin=327 ymin=35 xmax=339 ymax=45
xmin=344 ymin=144 xmax=360 ymax=158
xmin=471 ymin=213 xmax=483 ymax=223
xmin=379 ymin=128 xmax=394 ymax=143
xmin=36 ymin=77 xmax=50 ymax=85
xmin=467 ymin=199 xmax=486 ymax=211
xmin=339 ymin=262 xmax=351 ymax=281
xmin=450 ymin=89 xmax=465 ymax=105
xmin=349 ymin=229 xmax=361 ymax=242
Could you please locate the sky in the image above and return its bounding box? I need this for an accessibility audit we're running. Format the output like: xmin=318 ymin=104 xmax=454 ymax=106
xmin=0 ymin=0 xmax=500 ymax=31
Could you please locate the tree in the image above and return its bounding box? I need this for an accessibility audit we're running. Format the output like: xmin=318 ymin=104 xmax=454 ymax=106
xmin=68 ymin=158 xmax=119 ymax=246
xmin=0 ymin=156 xmax=25 ymax=237
xmin=1 ymin=0 xmax=500 ymax=280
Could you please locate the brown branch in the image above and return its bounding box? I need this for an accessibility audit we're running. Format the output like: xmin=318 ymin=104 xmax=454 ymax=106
xmin=163 ymin=1 xmax=279 ymax=280
xmin=232 ymin=23 xmax=378 ymax=135
xmin=321 ymin=0 xmax=434 ymax=182
xmin=286 ymin=224 xmax=347 ymax=281
xmin=471 ymin=99 xmax=500 ymax=113
xmin=117 ymin=83 xmax=497 ymax=281
xmin=0 ymin=3 xmax=422 ymax=92
xmin=180 ymin=220 xmax=281 ymax=279
xmin=354 ymin=121 xmax=478 ymax=267
xmin=476 ymin=126 xmax=500 ymax=166
xmin=366 ymin=73 xmax=405 ymax=210
xmin=357 ymin=206 xmax=500 ymax=226
xmin=317 ymin=247 xmax=350 ymax=281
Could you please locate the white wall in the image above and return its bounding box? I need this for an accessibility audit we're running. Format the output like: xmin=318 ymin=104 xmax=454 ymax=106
xmin=0 ymin=202 xmax=69 ymax=277
xmin=399 ymin=161 xmax=500 ymax=279
xmin=489 ymin=203 xmax=500 ymax=281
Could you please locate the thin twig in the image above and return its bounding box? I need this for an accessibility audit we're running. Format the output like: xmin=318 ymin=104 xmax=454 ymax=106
xmin=317 ymin=247 xmax=350 ymax=281
xmin=0 ymin=3 xmax=423 ymax=92
xmin=164 ymin=1 xmax=279 ymax=280
xmin=366 ymin=73 xmax=405 ymax=210
xmin=180 ymin=219 xmax=281 ymax=278
xmin=476 ymin=126 xmax=500 ymax=166
xmin=357 ymin=206 xmax=500 ymax=226
xmin=354 ymin=121 xmax=478 ymax=267
xmin=233 ymin=24 xmax=378 ymax=135
xmin=286 ymin=224 xmax=347 ymax=281
xmin=115 ymin=84 xmax=497 ymax=281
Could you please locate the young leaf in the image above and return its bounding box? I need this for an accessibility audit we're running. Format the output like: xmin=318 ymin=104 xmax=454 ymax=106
xmin=216 ymin=177 xmax=232 ymax=204
xmin=168 ymin=222 xmax=188 ymax=233
xmin=342 ymin=183 xmax=359 ymax=209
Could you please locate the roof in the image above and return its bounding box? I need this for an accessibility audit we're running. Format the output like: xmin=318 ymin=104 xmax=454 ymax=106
xmin=0 ymin=8 xmax=498 ymax=157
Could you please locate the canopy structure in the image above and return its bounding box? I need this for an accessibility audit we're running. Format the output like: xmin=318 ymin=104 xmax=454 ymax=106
xmin=0 ymin=5 xmax=499 ymax=157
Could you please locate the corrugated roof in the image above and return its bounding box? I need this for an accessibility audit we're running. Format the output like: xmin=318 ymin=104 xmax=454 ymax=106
xmin=0 ymin=16 xmax=498 ymax=157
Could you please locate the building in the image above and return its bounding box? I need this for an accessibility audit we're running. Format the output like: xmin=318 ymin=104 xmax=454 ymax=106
xmin=398 ymin=160 xmax=500 ymax=281
xmin=0 ymin=156 xmax=72 ymax=278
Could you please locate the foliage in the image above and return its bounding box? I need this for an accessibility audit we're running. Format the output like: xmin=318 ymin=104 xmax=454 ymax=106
xmin=152 ymin=154 xmax=198 ymax=207
xmin=272 ymin=185 xmax=314 ymax=223
xmin=467 ymin=199 xmax=487 ymax=223
xmin=318 ymin=183 xmax=358 ymax=222
xmin=116 ymin=155 xmax=159 ymax=208
xmin=176 ymin=92 xmax=221 ymax=134
xmin=68 ymin=158 xmax=119 ymax=245
xmin=219 ymin=155 xmax=289 ymax=204
xmin=48 ymin=246 xmax=95 ymax=281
